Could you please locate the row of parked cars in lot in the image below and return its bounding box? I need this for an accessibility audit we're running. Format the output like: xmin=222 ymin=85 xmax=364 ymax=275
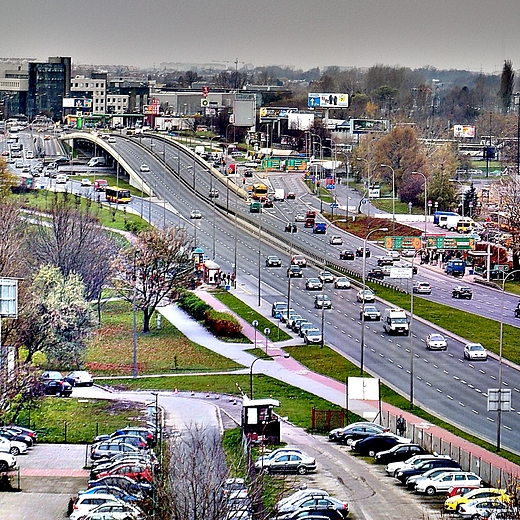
xmin=328 ymin=421 xmax=514 ymax=519
xmin=0 ymin=424 xmax=38 ymax=471
xmin=68 ymin=425 xmax=159 ymax=520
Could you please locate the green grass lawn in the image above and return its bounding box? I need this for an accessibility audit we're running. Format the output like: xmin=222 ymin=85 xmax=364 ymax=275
xmin=86 ymin=300 xmax=243 ymax=375
xmin=98 ymin=373 xmax=344 ymax=431
xmin=18 ymin=398 xmax=146 ymax=444
xmin=15 ymin=189 xmax=148 ymax=232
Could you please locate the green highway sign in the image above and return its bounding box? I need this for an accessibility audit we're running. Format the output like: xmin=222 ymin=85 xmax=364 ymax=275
xmin=425 ymin=236 xmax=475 ymax=250
xmin=384 ymin=236 xmax=422 ymax=250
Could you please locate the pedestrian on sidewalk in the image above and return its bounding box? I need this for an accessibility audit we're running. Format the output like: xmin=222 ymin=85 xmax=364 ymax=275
xmin=397 ymin=414 xmax=406 ymax=437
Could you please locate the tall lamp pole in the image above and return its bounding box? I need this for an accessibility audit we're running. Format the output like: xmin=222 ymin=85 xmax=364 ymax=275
xmin=249 ymin=353 xmax=289 ymax=399
xmin=381 ymin=164 xmax=396 ymax=236
xmin=357 ymin=157 xmax=371 ymax=225
xmin=412 ymin=171 xmax=427 ymax=236
xmin=409 ymin=251 xmax=420 ymax=408
xmin=497 ymin=269 xmax=520 ymax=450
xmin=360 ymin=227 xmax=388 ymax=376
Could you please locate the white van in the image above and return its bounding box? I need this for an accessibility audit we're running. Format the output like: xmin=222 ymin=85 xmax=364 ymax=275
xmin=55 ymin=174 xmax=68 ymax=184
xmin=273 ymin=188 xmax=285 ymax=201
xmin=383 ymin=308 xmax=409 ymax=335
xmin=194 ymin=145 xmax=205 ymax=155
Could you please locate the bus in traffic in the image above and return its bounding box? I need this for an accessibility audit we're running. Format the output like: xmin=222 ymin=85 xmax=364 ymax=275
xmin=105 ymin=186 xmax=131 ymax=204
xmin=252 ymin=183 xmax=268 ymax=200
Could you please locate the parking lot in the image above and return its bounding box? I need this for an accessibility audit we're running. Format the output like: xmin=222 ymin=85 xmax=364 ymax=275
xmin=0 ymin=444 xmax=88 ymax=520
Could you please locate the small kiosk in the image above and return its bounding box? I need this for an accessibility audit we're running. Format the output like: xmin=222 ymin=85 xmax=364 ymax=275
xmin=203 ymin=259 xmax=221 ymax=285
xmin=241 ymin=396 xmax=281 ymax=445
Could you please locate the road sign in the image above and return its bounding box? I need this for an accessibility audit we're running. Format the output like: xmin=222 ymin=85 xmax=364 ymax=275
xmin=201 ymin=99 xmax=209 ymax=107
xmin=385 ymin=236 xmax=422 ymax=251
xmin=330 ymin=203 xmax=339 ymax=209
xmin=389 ymin=267 xmax=413 ymax=279
xmin=426 ymin=236 xmax=476 ymax=250
xmin=487 ymin=388 xmax=512 ymax=412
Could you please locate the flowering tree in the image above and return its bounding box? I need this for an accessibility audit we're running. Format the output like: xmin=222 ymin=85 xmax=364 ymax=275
xmin=112 ymin=227 xmax=194 ymax=333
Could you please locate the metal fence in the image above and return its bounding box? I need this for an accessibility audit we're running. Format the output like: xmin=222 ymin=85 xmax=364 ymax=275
xmin=383 ymin=409 xmax=519 ymax=488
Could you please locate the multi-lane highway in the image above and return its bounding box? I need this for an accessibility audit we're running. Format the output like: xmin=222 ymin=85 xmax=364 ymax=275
xmin=5 ymin=130 xmax=520 ymax=454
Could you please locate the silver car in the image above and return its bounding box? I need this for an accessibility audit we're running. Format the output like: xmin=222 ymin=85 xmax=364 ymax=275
xmin=426 ymin=334 xmax=447 ymax=351
xmin=464 ymin=342 xmax=487 ymax=361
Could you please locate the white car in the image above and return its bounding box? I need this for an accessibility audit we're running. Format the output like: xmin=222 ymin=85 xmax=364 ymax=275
xmin=140 ymin=164 xmax=150 ymax=172
xmin=107 ymin=136 xmax=117 ymax=143
xmin=464 ymin=342 xmax=488 ymax=361
xmin=357 ymin=289 xmax=375 ymax=303
xmin=386 ymin=454 xmax=451 ymax=477
xmin=305 ymin=278 xmax=323 ymax=290
xmin=415 ymin=471 xmax=482 ymax=495
xmin=78 ymin=501 xmax=144 ymax=520
xmin=294 ymin=213 xmax=306 ymax=222
xmin=81 ymin=178 xmax=92 ymax=187
xmin=65 ymin=370 xmax=94 ymax=387
xmin=69 ymin=494 xmax=123 ymax=520
xmin=0 ymin=451 xmax=16 ymax=472
xmin=457 ymin=497 xmax=510 ymax=519
xmin=276 ymin=489 xmax=330 ymax=511
xmin=190 ymin=209 xmax=202 ymax=219
xmin=329 ymin=235 xmax=343 ymax=245
xmin=426 ymin=333 xmax=447 ymax=351
xmin=334 ymin=277 xmax=351 ymax=289
xmin=319 ymin=271 xmax=335 ymax=283
xmin=304 ymin=328 xmax=322 ymax=345
xmin=0 ymin=435 xmax=27 ymax=456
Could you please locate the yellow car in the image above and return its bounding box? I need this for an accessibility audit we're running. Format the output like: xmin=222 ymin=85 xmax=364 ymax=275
xmin=444 ymin=488 xmax=509 ymax=513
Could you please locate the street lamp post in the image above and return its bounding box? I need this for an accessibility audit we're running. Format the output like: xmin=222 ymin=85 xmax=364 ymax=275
xmin=257 ymin=207 xmax=262 ymax=306
xmin=252 ymin=320 xmax=258 ymax=349
xmin=381 ymin=164 xmax=396 ymax=236
xmin=409 ymin=250 xmax=420 ymax=408
xmin=497 ymin=269 xmax=520 ymax=450
xmin=357 ymin=157 xmax=371 ymax=225
xmin=412 ymin=171 xmax=427 ymax=236
xmin=360 ymin=227 xmax=388 ymax=376
xmin=263 ymin=328 xmax=270 ymax=354
xmin=249 ymin=353 xmax=290 ymax=399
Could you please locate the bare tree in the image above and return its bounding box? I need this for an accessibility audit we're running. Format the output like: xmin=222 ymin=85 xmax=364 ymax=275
xmin=112 ymin=227 xmax=193 ymax=333
xmin=155 ymin=424 xmax=228 ymax=520
xmin=28 ymin=193 xmax=119 ymax=302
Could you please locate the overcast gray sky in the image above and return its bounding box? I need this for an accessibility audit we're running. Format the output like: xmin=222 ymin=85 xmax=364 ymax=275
xmin=3 ymin=0 xmax=520 ymax=73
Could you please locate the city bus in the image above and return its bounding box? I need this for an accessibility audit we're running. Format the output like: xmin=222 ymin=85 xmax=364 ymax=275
xmin=105 ymin=186 xmax=131 ymax=204
xmin=252 ymin=183 xmax=268 ymax=200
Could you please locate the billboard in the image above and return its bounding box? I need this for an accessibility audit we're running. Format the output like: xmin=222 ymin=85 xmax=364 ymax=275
xmin=233 ymin=99 xmax=255 ymax=127
xmin=288 ymin=112 xmax=314 ymax=130
xmin=143 ymin=104 xmax=160 ymax=115
xmin=453 ymin=125 xmax=475 ymax=138
xmin=63 ymin=98 xmax=92 ymax=109
xmin=259 ymin=107 xmax=298 ymax=121
xmin=308 ymin=93 xmax=349 ymax=108
xmin=351 ymin=119 xmax=388 ymax=133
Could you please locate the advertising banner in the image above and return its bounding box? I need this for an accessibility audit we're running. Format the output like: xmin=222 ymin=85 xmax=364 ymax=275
xmin=453 ymin=125 xmax=475 ymax=138
xmin=308 ymin=93 xmax=349 ymax=108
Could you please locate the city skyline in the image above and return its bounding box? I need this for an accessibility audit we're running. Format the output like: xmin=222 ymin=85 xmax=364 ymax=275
xmin=3 ymin=0 xmax=520 ymax=74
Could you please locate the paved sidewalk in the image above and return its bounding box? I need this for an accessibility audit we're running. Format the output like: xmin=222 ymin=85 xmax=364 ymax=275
xmin=158 ymin=289 xmax=520 ymax=479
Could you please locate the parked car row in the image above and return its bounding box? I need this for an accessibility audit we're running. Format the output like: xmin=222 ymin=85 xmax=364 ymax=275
xmin=40 ymin=370 xmax=94 ymax=398
xmin=69 ymin=424 xmax=160 ymax=520
xmin=0 ymin=424 xmax=37 ymax=470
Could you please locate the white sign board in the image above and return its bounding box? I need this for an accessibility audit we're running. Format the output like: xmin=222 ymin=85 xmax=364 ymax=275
xmin=389 ymin=268 xmax=413 ymax=279
xmin=347 ymin=377 xmax=379 ymax=400
xmin=0 ymin=278 xmax=17 ymax=318
xmin=487 ymin=388 xmax=512 ymax=412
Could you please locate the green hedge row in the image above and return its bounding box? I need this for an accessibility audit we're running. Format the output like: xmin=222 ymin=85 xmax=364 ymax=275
xmin=178 ymin=291 xmax=243 ymax=337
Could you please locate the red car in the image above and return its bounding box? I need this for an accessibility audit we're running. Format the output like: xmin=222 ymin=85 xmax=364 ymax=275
xmin=95 ymin=462 xmax=153 ymax=483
